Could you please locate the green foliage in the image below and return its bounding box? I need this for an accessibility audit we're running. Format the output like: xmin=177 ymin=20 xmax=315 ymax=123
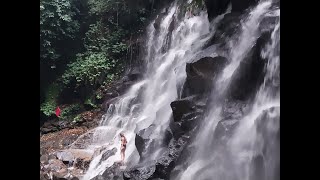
xmin=84 ymin=97 xmax=97 ymax=108
xmin=96 ymin=91 xmax=103 ymax=100
xmin=40 ymin=101 xmax=57 ymax=117
xmin=60 ymin=103 xmax=82 ymax=119
xmin=40 ymin=0 xmax=79 ymax=64
xmin=73 ymin=114 xmax=82 ymax=123
xmin=84 ymin=21 xmax=128 ymax=55
xmin=40 ymin=84 xmax=60 ymax=117
xmin=62 ymin=52 xmax=113 ymax=89
xmin=41 ymin=0 xmax=161 ymax=121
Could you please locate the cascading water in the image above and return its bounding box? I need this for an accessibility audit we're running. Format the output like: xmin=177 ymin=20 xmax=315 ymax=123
xmin=175 ymin=1 xmax=280 ymax=180
xmin=80 ymin=1 xmax=220 ymax=179
xmin=68 ymin=0 xmax=279 ymax=179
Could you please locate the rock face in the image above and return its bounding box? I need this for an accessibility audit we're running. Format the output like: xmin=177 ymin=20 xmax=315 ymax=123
xmin=231 ymin=0 xmax=258 ymax=12
xmin=170 ymin=96 xmax=205 ymax=136
xmin=135 ymin=124 xmax=158 ymax=161
xmin=204 ymin=0 xmax=230 ymax=21
xmin=90 ymin=162 xmax=123 ymax=180
xmin=204 ymin=0 xmax=258 ymax=21
xmin=124 ymin=52 xmax=228 ymax=179
xmin=124 ymin=135 xmax=189 ymax=180
xmin=227 ymin=32 xmax=271 ymax=101
xmin=182 ymin=56 xmax=227 ymax=98
xmin=94 ymin=148 xmax=117 ymax=168
xmin=205 ymin=12 xmax=242 ymax=48
xmin=250 ymin=106 xmax=279 ymax=180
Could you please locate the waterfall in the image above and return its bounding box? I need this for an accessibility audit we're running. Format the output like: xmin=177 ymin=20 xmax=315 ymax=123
xmin=69 ymin=0 xmax=280 ymax=179
xmin=81 ymin=1 xmax=219 ymax=179
xmin=175 ymin=1 xmax=280 ymax=180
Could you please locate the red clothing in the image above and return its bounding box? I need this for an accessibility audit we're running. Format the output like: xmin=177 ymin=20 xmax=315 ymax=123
xmin=55 ymin=106 xmax=61 ymax=117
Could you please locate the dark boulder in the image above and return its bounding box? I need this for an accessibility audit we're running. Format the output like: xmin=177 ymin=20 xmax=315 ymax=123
xmin=170 ymin=96 xmax=197 ymax=122
xmin=41 ymin=127 xmax=54 ymax=134
xmin=95 ymin=148 xmax=117 ymax=168
xmin=205 ymin=12 xmax=242 ymax=48
xmin=259 ymin=16 xmax=279 ymax=33
xmin=182 ymin=56 xmax=227 ymax=97
xmin=90 ymin=162 xmax=123 ymax=180
xmin=221 ymin=100 xmax=248 ymax=119
xmin=204 ymin=0 xmax=231 ymax=21
xmin=135 ymin=125 xmax=157 ymax=160
xmin=169 ymin=96 xmax=205 ymax=138
xmin=255 ymin=106 xmax=280 ymax=160
xmin=227 ymin=32 xmax=271 ymax=101
xmin=125 ymin=68 xmax=143 ymax=82
xmin=124 ymin=136 xmax=189 ymax=180
xmin=40 ymin=154 xmax=49 ymax=164
xmin=231 ymin=0 xmax=258 ymax=12
xmin=213 ymin=119 xmax=239 ymax=144
xmin=102 ymin=97 xmax=120 ymax=111
xmin=250 ymin=154 xmax=265 ymax=180
xmin=123 ymin=166 xmax=156 ymax=180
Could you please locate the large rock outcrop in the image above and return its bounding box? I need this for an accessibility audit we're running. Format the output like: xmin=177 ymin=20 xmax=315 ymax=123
xmin=227 ymin=32 xmax=271 ymax=101
xmin=204 ymin=0 xmax=259 ymax=21
xmin=182 ymin=56 xmax=228 ymax=98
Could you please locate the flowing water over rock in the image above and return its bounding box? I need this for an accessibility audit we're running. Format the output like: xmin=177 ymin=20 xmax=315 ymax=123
xmin=64 ymin=0 xmax=280 ymax=179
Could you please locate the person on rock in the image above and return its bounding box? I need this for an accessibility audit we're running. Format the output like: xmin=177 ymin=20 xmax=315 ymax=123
xmin=120 ymin=133 xmax=127 ymax=165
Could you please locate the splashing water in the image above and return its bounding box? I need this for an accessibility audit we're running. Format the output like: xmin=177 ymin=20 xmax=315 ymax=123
xmin=176 ymin=1 xmax=279 ymax=180
xmin=70 ymin=0 xmax=280 ymax=179
xmin=81 ymin=1 xmax=222 ymax=179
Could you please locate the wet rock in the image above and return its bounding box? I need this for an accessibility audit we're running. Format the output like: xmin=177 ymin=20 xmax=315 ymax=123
xmin=227 ymin=32 xmax=271 ymax=101
xmin=48 ymin=154 xmax=57 ymax=160
xmin=56 ymin=151 xmax=75 ymax=165
xmin=222 ymin=100 xmax=248 ymax=119
xmin=42 ymin=127 xmax=53 ymax=134
xmin=163 ymin=129 xmax=173 ymax=146
xmin=40 ymin=171 xmax=51 ymax=180
xmin=204 ymin=0 xmax=230 ymax=21
xmin=170 ymin=96 xmax=198 ymax=122
xmin=259 ymin=16 xmax=279 ymax=33
xmin=255 ymin=106 xmax=280 ymax=158
xmin=40 ymin=171 xmax=49 ymax=180
xmin=250 ymin=154 xmax=265 ymax=180
xmin=178 ymin=110 xmax=203 ymax=132
xmin=40 ymin=155 xmax=49 ymax=164
xmin=135 ymin=124 xmax=157 ymax=159
xmin=127 ymin=68 xmax=142 ymax=82
xmin=90 ymin=162 xmax=123 ymax=180
xmin=169 ymin=96 xmax=205 ymax=137
xmin=154 ymin=11 xmax=167 ymax=30
xmin=95 ymin=148 xmax=117 ymax=168
xmin=103 ymin=97 xmax=119 ymax=111
xmin=205 ymin=12 xmax=242 ymax=47
xmin=48 ymin=159 xmax=67 ymax=172
xmin=214 ymin=119 xmax=239 ymax=142
xmin=74 ymin=158 xmax=91 ymax=171
xmin=182 ymin=56 xmax=227 ymax=97
xmin=124 ymin=136 xmax=189 ymax=180
xmin=52 ymin=168 xmax=68 ymax=180
xmin=41 ymin=148 xmax=48 ymax=157
xmin=62 ymin=135 xmax=78 ymax=147
xmin=124 ymin=165 xmax=156 ymax=180
xmin=231 ymin=0 xmax=258 ymax=12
